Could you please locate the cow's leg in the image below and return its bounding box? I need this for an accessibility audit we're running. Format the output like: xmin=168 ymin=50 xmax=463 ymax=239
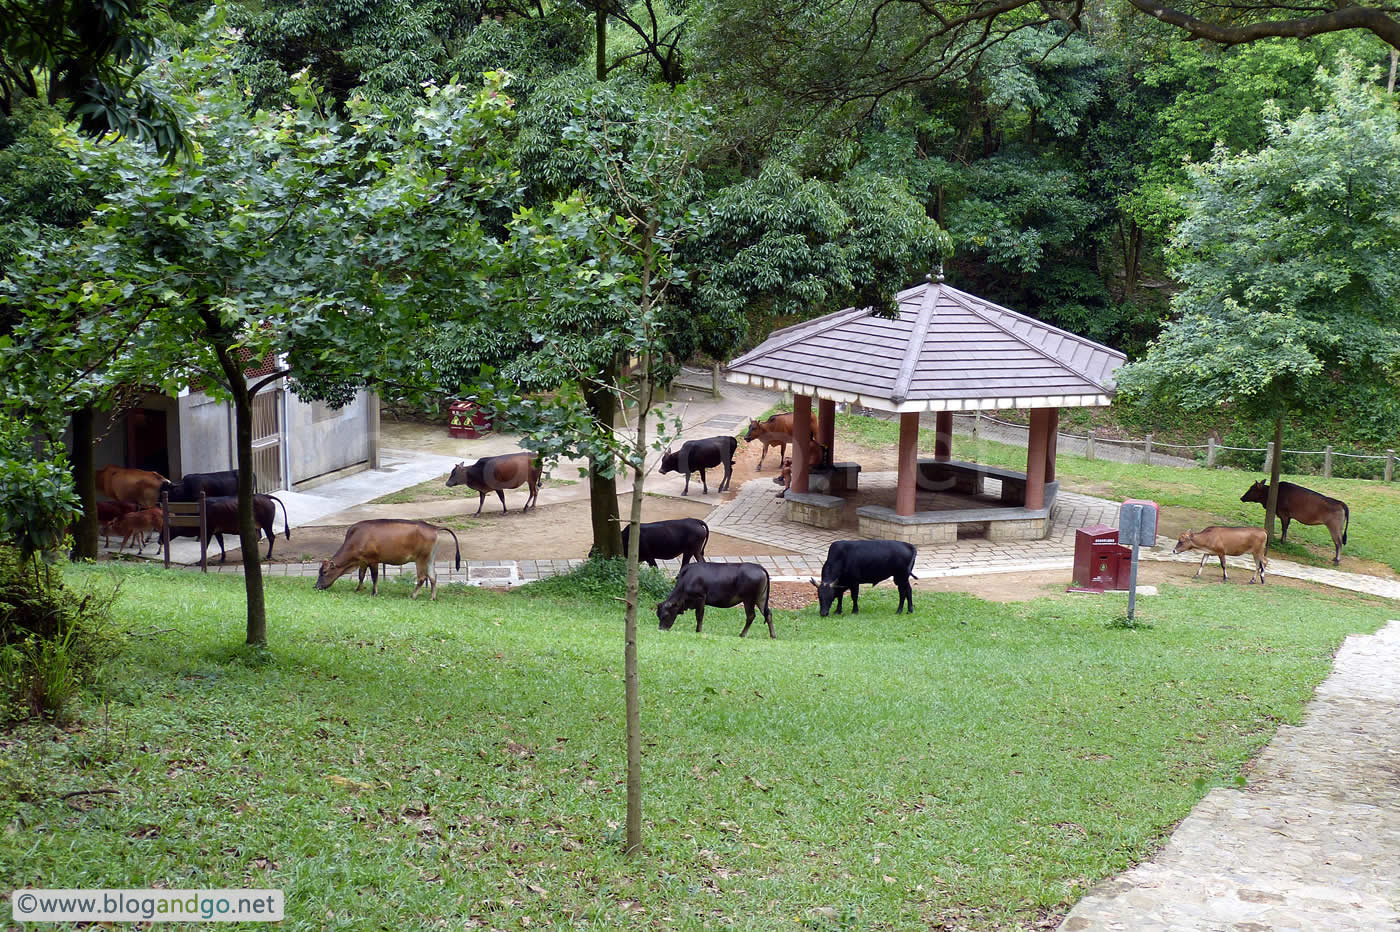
xmin=1218 ymin=555 xmax=1228 ymax=581
xmin=834 ymin=589 xmax=844 ymax=615
xmin=264 ymin=522 xmax=275 ymax=559
xmin=764 ymin=604 xmax=775 ymax=638
xmin=694 ymin=604 xmax=705 ymax=634
xmin=474 ymin=492 xmax=486 ymax=516
xmin=1192 ymin=554 xmax=1208 ymax=578
xmin=699 ymin=468 xmax=709 ymax=494
xmin=1330 ymin=524 xmax=1342 ymax=564
xmin=647 ymin=557 xmax=659 ymax=569
xmin=370 ymin=564 xmax=379 ymax=596
xmin=215 ymin=533 xmax=226 ymax=563
xmin=850 ymin=585 xmax=860 ymax=614
xmin=355 ymin=566 xmax=368 ymax=592
xmin=1279 ymin=515 xmax=1291 ymax=541
xmin=682 ymin=472 xmax=691 ymax=496
xmin=720 ymin=460 xmax=733 ymax=492
xmin=897 ymin=579 xmax=913 ymax=614
xmin=756 ymin=444 xmax=768 ymax=470
xmin=739 ymin=602 xmax=754 ymax=637
xmin=496 ymin=489 xmax=508 ymax=513
xmin=1258 ymin=557 xmax=1267 ymax=584
xmin=525 ymin=481 xmax=539 ymax=511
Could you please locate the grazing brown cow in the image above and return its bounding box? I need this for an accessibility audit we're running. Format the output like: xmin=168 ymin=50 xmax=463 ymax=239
xmin=1173 ymin=526 xmax=1269 ymax=584
xmin=744 ymin=413 xmax=818 ymax=470
xmin=1240 ymin=480 xmax=1349 ymax=564
xmin=111 ymin=507 xmax=165 ymax=555
xmin=446 ymin=452 xmax=542 ymax=515
xmin=96 ymin=464 xmax=168 ymax=508
xmin=314 ymin=519 xmax=462 ymax=600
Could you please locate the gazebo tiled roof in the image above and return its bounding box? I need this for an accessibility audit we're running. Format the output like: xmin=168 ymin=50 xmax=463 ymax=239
xmin=725 ymin=280 xmax=1126 ymax=412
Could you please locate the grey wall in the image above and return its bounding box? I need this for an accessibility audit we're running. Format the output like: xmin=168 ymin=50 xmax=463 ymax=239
xmin=177 ymin=391 xmax=235 ymax=475
xmin=82 ymin=392 xmax=182 ymax=475
xmin=285 ymin=388 xmax=371 ymax=486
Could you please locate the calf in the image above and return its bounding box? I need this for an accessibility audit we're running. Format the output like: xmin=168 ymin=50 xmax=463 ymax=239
xmin=95 ymin=501 xmax=142 ymax=546
xmin=744 ymin=412 xmax=818 ymax=471
xmin=621 ymin=518 xmax=709 ymax=568
xmin=656 ymin=562 xmax=774 ymax=638
xmin=315 ymin=519 xmax=462 ymax=600
xmin=773 ymin=441 xmax=830 ymax=499
xmin=658 ymin=435 xmax=738 ymax=495
xmin=810 ymin=540 xmax=917 ymax=616
xmin=1173 ymin=526 xmax=1268 ymax=583
xmin=163 ymin=494 xmax=290 ymax=561
xmin=112 ymin=507 xmax=165 ymax=554
xmin=96 ymin=464 xmax=168 ymax=508
xmin=446 ymin=452 xmax=542 ymax=515
xmin=1241 ymin=479 xmax=1349 ymax=564
xmin=163 ymin=469 xmax=239 ymax=502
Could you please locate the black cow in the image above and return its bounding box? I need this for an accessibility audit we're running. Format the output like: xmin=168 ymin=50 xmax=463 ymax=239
xmin=810 ymin=540 xmax=917 ymax=616
xmin=164 ymin=494 xmax=290 ymax=561
xmin=656 ymin=562 xmax=775 ymax=638
xmin=621 ymin=518 xmax=709 ymax=568
xmin=1240 ymin=479 xmax=1350 ymax=564
xmin=163 ymin=469 xmax=239 ymax=502
xmin=658 ymin=435 xmax=738 ymax=496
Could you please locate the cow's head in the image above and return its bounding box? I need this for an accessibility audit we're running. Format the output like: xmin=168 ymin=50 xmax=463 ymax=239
xmin=809 ymin=576 xmax=839 ymax=617
xmin=656 ymin=599 xmax=680 ymax=631
xmin=1172 ymin=531 xmax=1197 ymax=554
xmin=314 ymin=560 xmax=342 ymax=590
xmin=658 ymin=448 xmax=679 ymax=475
xmin=446 ymin=463 xmax=468 ymax=488
xmin=743 ymin=419 xmax=763 ymax=442
xmin=1240 ymin=480 xmax=1269 ymax=504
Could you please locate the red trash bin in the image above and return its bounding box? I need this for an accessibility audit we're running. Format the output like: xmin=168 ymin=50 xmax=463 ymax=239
xmin=1069 ymin=524 xmax=1132 ymax=592
xmin=448 ymin=401 xmax=492 ymax=439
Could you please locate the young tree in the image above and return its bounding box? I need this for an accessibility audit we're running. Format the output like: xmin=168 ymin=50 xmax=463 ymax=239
xmin=1115 ymin=62 xmax=1400 ymax=533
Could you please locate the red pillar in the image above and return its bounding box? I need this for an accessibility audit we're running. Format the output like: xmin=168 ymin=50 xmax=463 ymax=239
xmin=1045 ymin=409 xmax=1059 ymax=483
xmin=1026 ymin=408 xmax=1050 ymax=510
xmin=792 ymin=395 xmax=813 ymax=494
xmin=896 ymin=411 xmax=920 ymax=516
xmin=934 ymin=411 xmax=953 ymax=461
xmin=817 ymin=398 xmax=835 ymax=464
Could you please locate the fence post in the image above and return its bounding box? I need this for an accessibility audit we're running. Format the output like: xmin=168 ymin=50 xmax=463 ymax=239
xmin=1263 ymin=442 xmax=1274 ymax=475
xmin=972 ymin=410 xmax=981 ymax=441
xmin=1085 ymin=430 xmax=1095 ymax=461
xmin=1388 ymin=450 xmax=1395 ymax=483
xmin=1145 ymin=433 xmax=1153 ymax=466
xmin=1323 ymin=445 xmax=1333 ymax=478
xmin=1206 ymin=437 xmax=1216 ymax=468
xmin=711 ymin=361 xmax=721 ymax=399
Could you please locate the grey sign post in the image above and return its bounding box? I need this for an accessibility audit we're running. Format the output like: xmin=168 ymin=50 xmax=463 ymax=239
xmin=1118 ymin=499 xmax=1159 ymax=620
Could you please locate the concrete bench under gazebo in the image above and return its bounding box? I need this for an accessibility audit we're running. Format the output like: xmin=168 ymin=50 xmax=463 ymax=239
xmin=724 ymin=277 xmax=1126 ymax=545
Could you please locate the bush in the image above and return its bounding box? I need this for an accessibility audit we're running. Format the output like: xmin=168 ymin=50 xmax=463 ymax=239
xmin=0 ymin=547 xmax=119 ymax=722
xmin=520 ymin=556 xmax=675 ymax=604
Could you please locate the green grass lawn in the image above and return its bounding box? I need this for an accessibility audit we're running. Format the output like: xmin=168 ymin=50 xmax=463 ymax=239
xmin=3 ymin=566 xmax=1390 ymax=929
xmin=831 ymin=412 xmax=1400 ymax=575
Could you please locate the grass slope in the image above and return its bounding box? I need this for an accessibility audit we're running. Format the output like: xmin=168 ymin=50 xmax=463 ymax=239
xmin=3 ymin=566 xmax=1389 ymax=930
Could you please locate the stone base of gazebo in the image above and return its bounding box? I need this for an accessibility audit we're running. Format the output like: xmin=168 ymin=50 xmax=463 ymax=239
xmin=857 ymin=481 xmax=1058 ymax=544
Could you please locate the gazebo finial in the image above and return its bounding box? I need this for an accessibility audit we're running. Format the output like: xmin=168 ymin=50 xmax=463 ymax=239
xmin=935 ymin=261 xmax=945 ymax=284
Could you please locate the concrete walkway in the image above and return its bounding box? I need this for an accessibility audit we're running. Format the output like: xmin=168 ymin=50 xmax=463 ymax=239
xmin=1060 ymin=619 xmax=1400 ymax=932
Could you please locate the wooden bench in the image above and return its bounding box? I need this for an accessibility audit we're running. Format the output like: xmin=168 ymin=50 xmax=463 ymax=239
xmin=916 ymin=458 xmax=1028 ymax=506
xmin=161 ymin=492 xmax=209 ymax=572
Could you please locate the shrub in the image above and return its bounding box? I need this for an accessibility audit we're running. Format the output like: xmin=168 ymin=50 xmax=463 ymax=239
xmin=520 ymin=556 xmax=674 ymax=604
xmin=0 ymin=546 xmax=119 ymax=722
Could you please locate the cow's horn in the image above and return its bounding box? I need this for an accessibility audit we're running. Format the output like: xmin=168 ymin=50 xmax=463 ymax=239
xmin=808 ymin=577 xmax=818 ymax=588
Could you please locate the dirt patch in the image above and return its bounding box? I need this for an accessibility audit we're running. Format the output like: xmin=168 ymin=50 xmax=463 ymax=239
xmin=245 ymin=493 xmax=798 ymax=563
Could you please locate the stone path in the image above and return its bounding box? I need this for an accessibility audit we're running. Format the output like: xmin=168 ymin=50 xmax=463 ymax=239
xmin=1060 ymin=620 xmax=1400 ymax=932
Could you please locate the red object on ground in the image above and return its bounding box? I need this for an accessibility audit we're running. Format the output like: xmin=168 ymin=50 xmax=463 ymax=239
xmin=1069 ymin=524 xmax=1132 ymax=592
xmin=448 ymin=402 xmax=492 ymax=439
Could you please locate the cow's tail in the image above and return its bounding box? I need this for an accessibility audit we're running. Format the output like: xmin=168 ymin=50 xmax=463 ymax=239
xmin=267 ymin=495 xmax=291 ymax=540
xmin=760 ymin=567 xmax=772 ymax=619
xmin=698 ymin=521 xmax=710 ymax=561
xmin=907 ymin=548 xmax=919 ymax=580
xmin=439 ymin=525 xmax=462 ymax=571
xmin=1343 ymin=502 xmax=1349 ymax=545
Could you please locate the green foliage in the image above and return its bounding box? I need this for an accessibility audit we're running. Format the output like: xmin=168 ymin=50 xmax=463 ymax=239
xmin=0 ymin=414 xmax=80 ymax=562
xmin=0 ymin=100 xmax=98 ymax=277
xmin=0 ymin=546 xmax=118 ymax=721
xmin=519 ymin=555 xmax=674 ymax=603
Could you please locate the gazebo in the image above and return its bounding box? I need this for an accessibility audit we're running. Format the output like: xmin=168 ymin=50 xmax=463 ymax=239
xmin=724 ymin=278 xmax=1126 ymax=545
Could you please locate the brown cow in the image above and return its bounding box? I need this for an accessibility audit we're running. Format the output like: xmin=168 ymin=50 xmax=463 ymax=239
xmin=1173 ymin=526 xmax=1268 ymax=584
xmin=96 ymin=464 xmax=168 ymax=508
xmin=314 ymin=519 xmax=462 ymax=600
xmin=446 ymin=452 xmax=542 ymax=515
xmin=744 ymin=413 xmax=818 ymax=470
xmin=111 ymin=507 xmax=165 ymax=555
xmin=94 ymin=501 xmax=142 ymax=546
xmin=1240 ymin=480 xmax=1349 ymax=564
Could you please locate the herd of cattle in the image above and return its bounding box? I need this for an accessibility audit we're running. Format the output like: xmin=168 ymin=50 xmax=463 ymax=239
xmin=89 ymin=430 xmax=1354 ymax=620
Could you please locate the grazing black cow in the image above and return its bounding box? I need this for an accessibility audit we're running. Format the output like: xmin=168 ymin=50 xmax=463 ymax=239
xmin=658 ymin=435 xmax=738 ymax=496
xmin=164 ymin=494 xmax=290 ymax=561
xmin=1240 ymin=479 xmax=1349 ymax=564
xmin=622 ymin=518 xmax=709 ymax=568
xmin=163 ymin=469 xmax=239 ymax=503
xmin=656 ymin=562 xmax=775 ymax=638
xmin=810 ymin=540 xmax=917 ymax=616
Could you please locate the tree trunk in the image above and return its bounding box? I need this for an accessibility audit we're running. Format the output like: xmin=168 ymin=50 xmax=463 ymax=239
xmin=585 ymin=373 xmax=623 ymax=558
xmin=623 ymin=360 xmax=648 ymax=857
xmin=213 ymin=343 xmax=268 ymax=646
xmin=1265 ymin=414 xmax=1284 ymax=539
xmin=596 ymin=5 xmax=608 ymax=80
xmin=70 ymin=403 xmax=98 ymax=561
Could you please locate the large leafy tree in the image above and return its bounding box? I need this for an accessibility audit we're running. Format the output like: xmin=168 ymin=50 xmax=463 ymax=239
xmin=1115 ymin=62 xmax=1400 ymax=533
xmin=3 ymin=41 xmax=517 ymax=645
